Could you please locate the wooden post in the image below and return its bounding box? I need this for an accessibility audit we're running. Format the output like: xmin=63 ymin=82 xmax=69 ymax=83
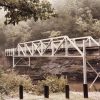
xmin=65 ymin=85 xmax=70 ymax=99
xmin=19 ymin=85 xmax=23 ymax=99
xmin=44 ymin=85 xmax=49 ymax=98
xmin=83 ymin=84 xmax=88 ymax=98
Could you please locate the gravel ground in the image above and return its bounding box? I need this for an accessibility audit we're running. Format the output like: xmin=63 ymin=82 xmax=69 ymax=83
xmin=2 ymin=92 xmax=100 ymax=100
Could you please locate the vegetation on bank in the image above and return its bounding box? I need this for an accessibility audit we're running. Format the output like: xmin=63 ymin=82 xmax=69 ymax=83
xmin=0 ymin=68 xmax=67 ymax=97
xmin=0 ymin=69 xmax=33 ymax=95
xmin=33 ymin=75 xmax=67 ymax=95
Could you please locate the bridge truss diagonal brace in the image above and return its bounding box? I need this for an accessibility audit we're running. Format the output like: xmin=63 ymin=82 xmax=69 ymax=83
xmin=24 ymin=43 xmax=33 ymax=55
xmin=66 ymin=36 xmax=83 ymax=56
xmin=89 ymin=36 xmax=99 ymax=46
xmin=87 ymin=61 xmax=100 ymax=89
xmin=13 ymin=57 xmax=31 ymax=68
xmin=53 ymin=39 xmax=65 ymax=55
xmin=18 ymin=44 xmax=26 ymax=56
xmin=32 ymin=42 xmax=42 ymax=55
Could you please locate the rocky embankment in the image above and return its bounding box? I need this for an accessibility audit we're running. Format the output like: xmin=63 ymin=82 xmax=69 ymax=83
xmin=1 ymin=52 xmax=100 ymax=83
xmin=12 ymin=57 xmax=100 ymax=82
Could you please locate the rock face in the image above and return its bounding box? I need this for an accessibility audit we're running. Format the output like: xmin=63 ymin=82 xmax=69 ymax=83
xmin=2 ymin=55 xmax=100 ymax=83
xmin=11 ymin=57 xmax=100 ymax=82
xmin=0 ymin=53 xmax=11 ymax=70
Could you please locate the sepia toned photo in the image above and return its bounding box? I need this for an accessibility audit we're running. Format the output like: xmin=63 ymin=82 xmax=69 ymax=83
xmin=0 ymin=0 xmax=100 ymax=100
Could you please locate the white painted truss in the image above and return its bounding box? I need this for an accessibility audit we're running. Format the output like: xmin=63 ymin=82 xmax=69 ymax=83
xmin=5 ymin=35 xmax=99 ymax=57
xmin=5 ymin=35 xmax=100 ymax=88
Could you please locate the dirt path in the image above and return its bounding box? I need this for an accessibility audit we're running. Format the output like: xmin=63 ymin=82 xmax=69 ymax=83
xmin=3 ymin=92 xmax=100 ymax=100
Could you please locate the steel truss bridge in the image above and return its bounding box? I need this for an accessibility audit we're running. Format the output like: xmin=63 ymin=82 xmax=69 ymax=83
xmin=5 ymin=35 xmax=100 ymax=88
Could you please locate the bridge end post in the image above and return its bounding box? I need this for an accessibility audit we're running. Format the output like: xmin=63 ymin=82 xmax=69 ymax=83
xmin=83 ymin=40 xmax=88 ymax=98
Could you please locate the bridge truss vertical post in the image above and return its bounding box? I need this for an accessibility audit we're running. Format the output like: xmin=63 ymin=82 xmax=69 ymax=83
xmin=51 ymin=38 xmax=54 ymax=56
xmin=89 ymin=37 xmax=92 ymax=47
xmin=65 ymin=37 xmax=68 ymax=56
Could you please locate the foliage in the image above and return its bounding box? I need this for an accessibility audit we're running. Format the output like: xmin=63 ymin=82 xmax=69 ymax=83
xmin=0 ymin=71 xmax=33 ymax=95
xmin=49 ymin=31 xmax=61 ymax=37
xmin=33 ymin=75 xmax=67 ymax=95
xmin=0 ymin=0 xmax=100 ymax=48
xmin=0 ymin=93 xmax=5 ymax=100
xmin=0 ymin=68 xmax=3 ymax=78
xmin=76 ymin=5 xmax=100 ymax=37
xmin=92 ymin=20 xmax=100 ymax=37
xmin=0 ymin=0 xmax=57 ymax=25
xmin=27 ymin=0 xmax=100 ymax=39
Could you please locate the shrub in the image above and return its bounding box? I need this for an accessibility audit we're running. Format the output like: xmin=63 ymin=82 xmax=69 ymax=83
xmin=33 ymin=75 xmax=67 ymax=95
xmin=0 ymin=71 xmax=33 ymax=95
xmin=0 ymin=67 xmax=4 ymax=77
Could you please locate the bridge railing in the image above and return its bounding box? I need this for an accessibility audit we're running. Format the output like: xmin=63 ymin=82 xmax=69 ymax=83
xmin=5 ymin=48 xmax=16 ymax=56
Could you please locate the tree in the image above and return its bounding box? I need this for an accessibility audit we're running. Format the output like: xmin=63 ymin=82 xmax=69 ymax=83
xmin=0 ymin=0 xmax=57 ymax=25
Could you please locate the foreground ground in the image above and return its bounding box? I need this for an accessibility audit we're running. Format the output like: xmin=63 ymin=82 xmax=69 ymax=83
xmin=3 ymin=92 xmax=100 ymax=100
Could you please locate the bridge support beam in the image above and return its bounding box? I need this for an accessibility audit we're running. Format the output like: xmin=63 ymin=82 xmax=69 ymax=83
xmin=83 ymin=40 xmax=88 ymax=98
xmin=12 ymin=57 xmax=31 ymax=68
xmin=83 ymin=40 xmax=87 ymax=84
